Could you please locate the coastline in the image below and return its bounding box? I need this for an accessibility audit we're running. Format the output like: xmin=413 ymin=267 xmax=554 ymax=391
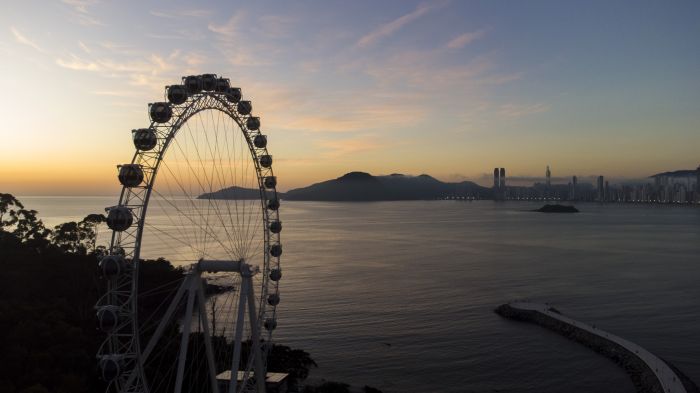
xmin=495 ymin=303 xmax=698 ymax=393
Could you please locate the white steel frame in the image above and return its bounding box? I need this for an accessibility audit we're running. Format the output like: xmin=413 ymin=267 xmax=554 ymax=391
xmin=96 ymin=79 xmax=280 ymax=393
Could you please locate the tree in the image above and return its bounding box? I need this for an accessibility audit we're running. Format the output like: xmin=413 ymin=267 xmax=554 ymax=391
xmin=267 ymin=344 xmax=318 ymax=383
xmin=51 ymin=213 xmax=106 ymax=255
xmin=0 ymin=193 xmax=24 ymax=228
xmin=52 ymin=222 xmax=88 ymax=254
xmin=80 ymin=213 xmax=107 ymax=254
xmin=0 ymin=193 xmax=50 ymax=246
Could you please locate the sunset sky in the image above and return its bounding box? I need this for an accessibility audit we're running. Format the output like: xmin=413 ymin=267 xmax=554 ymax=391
xmin=1 ymin=0 xmax=699 ymax=195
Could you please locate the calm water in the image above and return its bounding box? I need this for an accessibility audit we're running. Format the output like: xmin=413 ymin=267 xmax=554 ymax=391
xmin=20 ymin=197 xmax=700 ymax=392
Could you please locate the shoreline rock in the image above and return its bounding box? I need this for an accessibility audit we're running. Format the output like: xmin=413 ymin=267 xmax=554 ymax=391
xmin=532 ymin=204 xmax=579 ymax=213
xmin=495 ymin=304 xmax=698 ymax=393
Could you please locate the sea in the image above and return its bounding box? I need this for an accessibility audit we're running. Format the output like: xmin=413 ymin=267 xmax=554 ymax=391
xmin=19 ymin=196 xmax=700 ymax=393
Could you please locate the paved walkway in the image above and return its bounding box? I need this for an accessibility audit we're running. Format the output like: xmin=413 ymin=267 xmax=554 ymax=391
xmin=510 ymin=302 xmax=686 ymax=393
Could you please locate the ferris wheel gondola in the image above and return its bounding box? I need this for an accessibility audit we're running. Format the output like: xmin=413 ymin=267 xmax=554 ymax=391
xmin=95 ymin=74 xmax=282 ymax=393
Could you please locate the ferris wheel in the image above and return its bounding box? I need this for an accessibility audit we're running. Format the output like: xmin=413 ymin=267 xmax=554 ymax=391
xmin=95 ymin=74 xmax=282 ymax=393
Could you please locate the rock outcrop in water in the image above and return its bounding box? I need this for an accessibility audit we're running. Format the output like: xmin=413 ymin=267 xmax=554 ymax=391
xmin=533 ymin=204 xmax=579 ymax=213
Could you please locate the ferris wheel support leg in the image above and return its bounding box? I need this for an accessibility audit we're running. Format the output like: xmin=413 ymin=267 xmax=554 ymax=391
xmin=229 ymin=277 xmax=249 ymax=393
xmin=122 ymin=275 xmax=190 ymax=391
xmin=174 ymin=276 xmax=197 ymax=393
xmin=140 ymin=276 xmax=190 ymax=362
xmin=246 ymin=278 xmax=266 ymax=393
xmin=197 ymin=277 xmax=221 ymax=393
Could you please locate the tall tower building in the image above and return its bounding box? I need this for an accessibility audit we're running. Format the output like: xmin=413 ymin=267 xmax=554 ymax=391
xmin=597 ymin=176 xmax=604 ymax=202
xmin=493 ymin=168 xmax=500 ymax=189
xmin=546 ymin=165 xmax=551 ymax=187
xmin=499 ymin=168 xmax=506 ymax=188
xmin=572 ymin=175 xmax=578 ymax=200
xmin=695 ymin=165 xmax=699 ymax=203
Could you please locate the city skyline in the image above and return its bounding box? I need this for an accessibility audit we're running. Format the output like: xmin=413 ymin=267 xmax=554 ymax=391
xmin=2 ymin=0 xmax=699 ymax=195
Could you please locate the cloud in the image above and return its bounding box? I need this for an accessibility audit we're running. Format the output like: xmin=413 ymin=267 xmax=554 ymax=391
xmin=255 ymin=15 xmax=297 ymax=39
xmin=54 ymin=50 xmax=186 ymax=94
xmin=55 ymin=54 xmax=100 ymax=71
xmin=147 ymin=30 xmax=207 ymax=41
xmin=10 ymin=27 xmax=45 ymax=53
xmin=74 ymin=13 xmax=103 ymax=26
xmin=78 ymin=40 xmax=91 ymax=53
xmin=150 ymin=9 xmax=211 ymax=19
xmin=91 ymin=90 xmax=140 ymax=97
xmin=208 ymin=12 xmax=245 ymax=37
xmin=317 ymin=136 xmax=382 ymax=158
xmin=358 ymin=50 xmax=508 ymax=90
xmin=208 ymin=12 xmax=280 ymax=66
xmin=62 ymin=0 xmax=103 ymax=25
xmin=357 ymin=1 xmax=446 ymax=48
xmin=98 ymin=41 xmax=138 ymax=55
xmin=446 ymin=29 xmax=486 ymax=49
xmin=62 ymin=0 xmax=98 ymax=13
xmin=279 ymin=102 xmax=427 ymax=133
xmin=498 ymin=103 xmax=550 ymax=117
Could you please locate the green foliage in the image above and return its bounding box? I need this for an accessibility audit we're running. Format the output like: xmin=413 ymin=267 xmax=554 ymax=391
xmin=0 ymin=229 xmax=104 ymax=392
xmin=0 ymin=194 xmax=330 ymax=393
xmin=0 ymin=193 xmax=50 ymax=247
xmin=51 ymin=213 xmax=106 ymax=255
xmin=268 ymin=344 xmax=318 ymax=382
xmin=0 ymin=192 xmax=24 ymax=227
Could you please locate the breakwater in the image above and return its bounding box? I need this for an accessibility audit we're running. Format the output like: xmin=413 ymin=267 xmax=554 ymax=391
xmin=495 ymin=302 xmax=698 ymax=393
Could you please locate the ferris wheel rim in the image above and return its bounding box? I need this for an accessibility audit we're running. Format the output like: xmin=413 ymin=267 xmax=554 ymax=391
xmin=97 ymin=75 xmax=282 ymax=393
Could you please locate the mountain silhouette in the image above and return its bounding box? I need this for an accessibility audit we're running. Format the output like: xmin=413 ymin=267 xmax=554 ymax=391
xmin=199 ymin=172 xmax=490 ymax=201
xmin=197 ymin=186 xmax=265 ymax=200
xmin=284 ymin=172 xmax=489 ymax=201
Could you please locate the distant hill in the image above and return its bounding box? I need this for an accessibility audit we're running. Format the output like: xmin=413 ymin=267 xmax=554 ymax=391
xmin=284 ymin=172 xmax=490 ymax=201
xmin=198 ymin=172 xmax=490 ymax=201
xmin=197 ymin=186 xmax=267 ymax=200
xmin=650 ymin=169 xmax=698 ymax=178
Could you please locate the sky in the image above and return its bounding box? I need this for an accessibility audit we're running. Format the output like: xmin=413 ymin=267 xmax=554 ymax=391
xmin=1 ymin=0 xmax=699 ymax=195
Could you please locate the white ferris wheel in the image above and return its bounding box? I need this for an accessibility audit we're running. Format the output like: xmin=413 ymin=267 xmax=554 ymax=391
xmin=95 ymin=74 xmax=283 ymax=393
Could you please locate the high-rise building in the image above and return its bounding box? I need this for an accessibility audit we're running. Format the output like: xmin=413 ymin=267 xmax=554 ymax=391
xmin=493 ymin=168 xmax=499 ymax=189
xmin=499 ymin=168 xmax=506 ymax=188
xmin=546 ymin=166 xmax=551 ymax=187
xmin=572 ymin=175 xmax=578 ymax=200
xmin=605 ymin=180 xmax=610 ymax=202
xmin=597 ymin=176 xmax=604 ymax=201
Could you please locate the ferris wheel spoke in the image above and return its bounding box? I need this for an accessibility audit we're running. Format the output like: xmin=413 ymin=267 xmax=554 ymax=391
xmin=211 ymin=108 xmax=249 ymax=259
xmin=157 ymin=155 xmax=228 ymax=254
xmin=150 ymin=189 xmax=198 ymax=258
xmin=143 ymin=222 xmax=217 ymax=261
xmin=219 ymin=114 xmax=253 ymax=260
xmin=201 ymin=110 xmax=237 ymax=258
xmin=151 ymin=185 xmax=222 ymax=256
xmin=156 ymin=161 xmax=202 ymax=254
xmin=99 ymin=75 xmax=280 ymax=393
xmin=180 ymin=119 xmax=239 ymax=257
xmin=222 ymin=119 xmax=247 ymax=257
xmin=152 ymin=188 xmax=234 ymax=257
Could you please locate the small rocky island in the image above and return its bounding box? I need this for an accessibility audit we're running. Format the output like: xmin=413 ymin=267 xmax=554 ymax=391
xmin=533 ymin=204 xmax=579 ymax=213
